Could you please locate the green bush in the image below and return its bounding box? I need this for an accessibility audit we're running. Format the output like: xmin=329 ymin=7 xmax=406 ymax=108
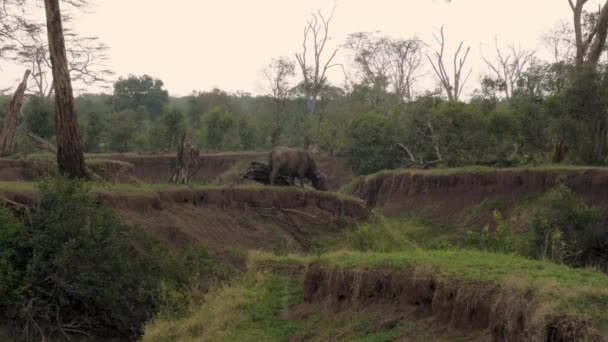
xmin=0 ymin=178 xmax=224 ymax=340
xmin=464 ymin=210 xmax=515 ymax=254
xmin=528 ymin=184 xmax=606 ymax=267
xmin=345 ymin=114 xmax=399 ymax=174
xmin=0 ymin=204 xmax=28 ymax=310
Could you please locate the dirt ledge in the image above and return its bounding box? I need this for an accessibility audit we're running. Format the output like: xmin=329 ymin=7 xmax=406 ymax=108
xmin=297 ymin=265 xmax=589 ymax=342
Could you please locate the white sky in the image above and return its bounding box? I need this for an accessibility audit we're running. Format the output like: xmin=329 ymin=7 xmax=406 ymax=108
xmin=0 ymin=0 xmax=600 ymax=97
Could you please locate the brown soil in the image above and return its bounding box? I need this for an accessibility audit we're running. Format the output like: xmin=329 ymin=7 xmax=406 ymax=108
xmin=294 ymin=265 xmax=588 ymax=342
xmin=1 ymin=187 xmax=368 ymax=252
xmin=349 ymin=169 xmax=608 ymax=225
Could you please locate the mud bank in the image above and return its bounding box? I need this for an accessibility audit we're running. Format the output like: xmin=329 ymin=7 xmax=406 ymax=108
xmin=0 ymin=152 xmax=352 ymax=188
xmin=2 ymin=187 xmax=367 ymax=251
xmin=299 ymin=265 xmax=587 ymax=341
xmin=349 ymin=168 xmax=608 ymax=221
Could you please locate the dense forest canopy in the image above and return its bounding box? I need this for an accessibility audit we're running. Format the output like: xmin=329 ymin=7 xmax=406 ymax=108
xmin=2 ymin=1 xmax=608 ymax=174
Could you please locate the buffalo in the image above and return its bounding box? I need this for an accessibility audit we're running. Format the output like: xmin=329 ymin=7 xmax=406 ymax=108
xmin=268 ymin=146 xmax=328 ymax=191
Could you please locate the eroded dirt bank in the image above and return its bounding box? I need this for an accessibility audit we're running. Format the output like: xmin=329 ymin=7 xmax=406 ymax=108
xmin=349 ymin=169 xmax=608 ymax=222
xmin=297 ymin=265 xmax=586 ymax=341
xmin=2 ymin=187 xmax=367 ymax=251
xmin=0 ymin=152 xmax=352 ymax=188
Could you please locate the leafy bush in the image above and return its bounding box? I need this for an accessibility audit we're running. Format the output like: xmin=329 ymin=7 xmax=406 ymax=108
xmin=464 ymin=210 xmax=515 ymax=254
xmin=0 ymin=178 xmax=224 ymax=340
xmin=528 ymin=184 xmax=606 ymax=267
xmin=0 ymin=204 xmax=28 ymax=310
xmin=345 ymin=114 xmax=399 ymax=174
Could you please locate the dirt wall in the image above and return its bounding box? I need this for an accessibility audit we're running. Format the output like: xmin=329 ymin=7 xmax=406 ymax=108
xmin=2 ymin=187 xmax=368 ymax=252
xmin=349 ymin=169 xmax=608 ymax=224
xmin=299 ymin=265 xmax=587 ymax=341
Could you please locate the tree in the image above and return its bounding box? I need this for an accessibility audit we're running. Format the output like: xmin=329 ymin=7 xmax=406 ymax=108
xmin=263 ymin=57 xmax=295 ymax=145
xmin=543 ymin=20 xmax=575 ymax=64
xmin=426 ymin=26 xmax=472 ymax=102
xmin=345 ymin=114 xmax=399 ymax=174
xmin=83 ymin=111 xmax=105 ymax=152
xmin=8 ymin=22 xmax=112 ymax=97
xmin=295 ymin=4 xmax=340 ymax=115
xmin=205 ymin=107 xmax=234 ymax=151
xmin=481 ymin=39 xmax=535 ymax=101
xmin=345 ymin=32 xmax=424 ymax=105
xmin=23 ymin=95 xmax=55 ymax=139
xmin=113 ymin=75 xmax=169 ymax=119
xmin=44 ymin=0 xmax=89 ymax=178
xmin=569 ymin=0 xmax=608 ymax=66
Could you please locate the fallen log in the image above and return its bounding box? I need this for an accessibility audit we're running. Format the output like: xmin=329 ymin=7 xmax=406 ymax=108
xmin=242 ymin=162 xmax=291 ymax=186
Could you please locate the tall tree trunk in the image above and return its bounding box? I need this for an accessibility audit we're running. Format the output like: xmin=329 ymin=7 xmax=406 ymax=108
xmin=0 ymin=70 xmax=31 ymax=156
xmin=44 ymin=0 xmax=88 ymax=179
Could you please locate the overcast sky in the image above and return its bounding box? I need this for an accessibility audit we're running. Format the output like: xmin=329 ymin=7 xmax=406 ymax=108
xmin=0 ymin=0 xmax=598 ymax=97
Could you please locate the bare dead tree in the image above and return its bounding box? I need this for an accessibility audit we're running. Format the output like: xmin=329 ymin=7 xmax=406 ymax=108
xmin=543 ymin=20 xmax=575 ymax=64
xmin=569 ymin=0 xmax=608 ymax=66
xmin=171 ymin=135 xmax=200 ymax=185
xmin=295 ymin=3 xmax=340 ymax=115
xmin=389 ymin=38 xmax=424 ymax=102
xmin=8 ymin=22 xmax=113 ymax=97
xmin=262 ymin=57 xmax=295 ymax=146
xmin=0 ymin=69 xmax=30 ymax=155
xmin=481 ymin=39 xmax=535 ymax=101
xmin=426 ymin=26 xmax=472 ymax=102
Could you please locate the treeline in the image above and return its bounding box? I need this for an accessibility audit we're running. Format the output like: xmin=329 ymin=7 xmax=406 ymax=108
xmin=1 ymin=60 xmax=605 ymax=176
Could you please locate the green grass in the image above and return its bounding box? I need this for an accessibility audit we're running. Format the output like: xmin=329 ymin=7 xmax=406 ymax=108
xmin=253 ymin=249 xmax=608 ymax=331
xmin=143 ymin=272 xmax=303 ymax=342
xmin=313 ymin=213 xmax=454 ymax=253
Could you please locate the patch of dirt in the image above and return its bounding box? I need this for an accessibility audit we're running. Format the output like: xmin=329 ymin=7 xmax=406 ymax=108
xmin=294 ymin=265 xmax=588 ymax=342
xmin=2 ymin=188 xmax=368 ymax=252
xmin=349 ymin=169 xmax=608 ymax=226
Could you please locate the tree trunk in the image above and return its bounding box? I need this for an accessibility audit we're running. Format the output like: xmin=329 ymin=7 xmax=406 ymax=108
xmin=0 ymin=70 xmax=31 ymax=156
xmin=242 ymin=162 xmax=290 ymax=186
xmin=171 ymin=135 xmax=200 ymax=184
xmin=23 ymin=129 xmax=105 ymax=182
xmin=44 ymin=0 xmax=88 ymax=179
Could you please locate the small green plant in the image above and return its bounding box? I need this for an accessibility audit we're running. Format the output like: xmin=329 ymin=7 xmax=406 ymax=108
xmin=464 ymin=210 xmax=515 ymax=254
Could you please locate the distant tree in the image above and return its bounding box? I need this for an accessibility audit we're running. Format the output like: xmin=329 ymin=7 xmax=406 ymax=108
xmin=149 ymin=106 xmax=185 ymax=151
xmin=238 ymin=118 xmax=256 ymax=150
xmin=108 ymin=110 xmax=138 ymax=152
xmin=23 ymin=95 xmax=55 ymax=139
xmin=83 ymin=111 xmax=105 ymax=152
xmin=480 ymin=39 xmax=535 ymax=101
xmin=262 ymin=56 xmax=295 ymax=145
xmin=113 ymin=75 xmax=169 ymax=119
xmin=345 ymin=32 xmax=424 ymax=105
xmin=295 ymin=4 xmax=340 ymax=115
xmin=426 ymin=26 xmax=472 ymax=102
xmin=205 ymin=107 xmax=234 ymax=151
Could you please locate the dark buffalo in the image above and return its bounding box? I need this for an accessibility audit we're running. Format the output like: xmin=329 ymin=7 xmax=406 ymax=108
xmin=268 ymin=146 xmax=328 ymax=191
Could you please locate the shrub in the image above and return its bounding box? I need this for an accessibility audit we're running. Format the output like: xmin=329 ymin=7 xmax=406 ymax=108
xmin=0 ymin=178 xmax=221 ymax=340
xmin=528 ymin=184 xmax=606 ymax=267
xmin=464 ymin=210 xmax=515 ymax=254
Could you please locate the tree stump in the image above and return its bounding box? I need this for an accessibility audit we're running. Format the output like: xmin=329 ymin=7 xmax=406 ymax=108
xmin=171 ymin=135 xmax=200 ymax=184
xmin=242 ymin=162 xmax=291 ymax=186
xmin=0 ymin=70 xmax=31 ymax=156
